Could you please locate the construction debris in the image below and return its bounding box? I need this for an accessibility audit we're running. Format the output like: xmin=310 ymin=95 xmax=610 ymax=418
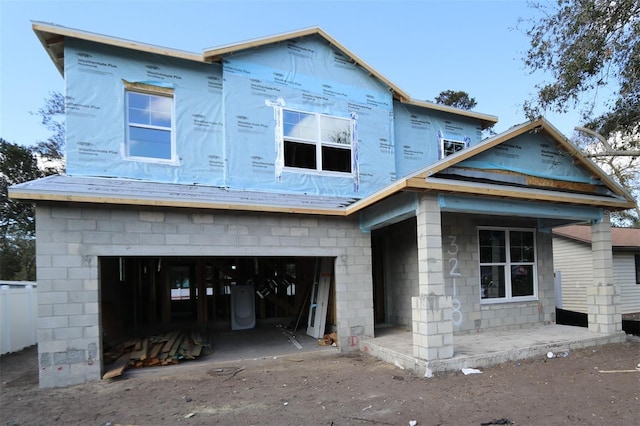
xmin=102 ymin=329 xmax=211 ymax=379
xmin=318 ymin=332 xmax=337 ymax=346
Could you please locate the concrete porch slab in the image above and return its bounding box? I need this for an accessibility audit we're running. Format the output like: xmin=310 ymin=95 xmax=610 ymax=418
xmin=359 ymin=324 xmax=627 ymax=377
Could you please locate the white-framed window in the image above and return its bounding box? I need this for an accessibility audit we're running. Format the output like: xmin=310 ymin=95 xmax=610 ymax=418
xmin=282 ymin=109 xmax=352 ymax=174
xmin=478 ymin=227 xmax=537 ymax=302
xmin=125 ymin=84 xmax=175 ymax=163
xmin=441 ymin=138 xmax=466 ymax=158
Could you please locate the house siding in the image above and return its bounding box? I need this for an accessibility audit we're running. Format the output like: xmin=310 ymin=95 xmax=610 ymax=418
xmin=553 ymin=236 xmax=640 ymax=314
xmin=613 ymin=252 xmax=640 ymax=314
xmin=552 ymin=237 xmax=593 ymax=312
xmin=35 ymin=203 xmax=373 ymax=388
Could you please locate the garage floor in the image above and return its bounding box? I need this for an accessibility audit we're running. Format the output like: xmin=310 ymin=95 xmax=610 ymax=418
xmin=121 ymin=323 xmax=337 ymax=379
xmin=205 ymin=324 xmax=336 ymax=363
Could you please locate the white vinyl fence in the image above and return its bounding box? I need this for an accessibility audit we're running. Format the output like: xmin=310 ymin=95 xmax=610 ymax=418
xmin=0 ymin=282 xmax=37 ymax=355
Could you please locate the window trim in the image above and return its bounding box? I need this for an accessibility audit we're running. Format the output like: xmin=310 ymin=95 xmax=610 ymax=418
xmin=478 ymin=226 xmax=538 ymax=304
xmin=440 ymin=138 xmax=467 ymax=158
xmin=123 ymin=81 xmax=177 ymax=165
xmin=282 ymin=108 xmax=353 ymax=176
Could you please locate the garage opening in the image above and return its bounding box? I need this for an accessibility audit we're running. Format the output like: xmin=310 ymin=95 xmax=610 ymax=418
xmin=99 ymin=256 xmax=335 ymax=370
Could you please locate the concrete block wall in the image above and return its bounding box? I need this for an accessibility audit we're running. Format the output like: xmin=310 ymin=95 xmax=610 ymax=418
xmin=440 ymin=213 xmax=556 ymax=334
xmin=35 ymin=203 xmax=373 ymax=388
xmin=411 ymin=194 xmax=453 ymax=361
xmin=380 ymin=218 xmax=418 ymax=327
xmin=587 ymin=216 xmax=622 ymax=333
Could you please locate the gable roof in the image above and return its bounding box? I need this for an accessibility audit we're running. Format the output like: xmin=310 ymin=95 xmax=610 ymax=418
xmin=553 ymin=225 xmax=640 ymax=249
xmin=349 ymin=118 xmax=637 ymax=212
xmin=32 ymin=21 xmax=498 ymax=128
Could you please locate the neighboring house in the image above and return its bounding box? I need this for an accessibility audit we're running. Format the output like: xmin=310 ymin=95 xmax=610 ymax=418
xmin=553 ymin=225 xmax=640 ymax=314
xmin=9 ymin=22 xmax=637 ymax=388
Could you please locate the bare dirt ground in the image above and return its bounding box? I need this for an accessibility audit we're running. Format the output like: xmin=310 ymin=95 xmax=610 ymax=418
xmin=1 ymin=337 xmax=639 ymax=426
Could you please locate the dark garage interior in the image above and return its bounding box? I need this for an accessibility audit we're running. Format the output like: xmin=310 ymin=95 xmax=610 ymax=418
xmin=99 ymin=256 xmax=336 ymax=372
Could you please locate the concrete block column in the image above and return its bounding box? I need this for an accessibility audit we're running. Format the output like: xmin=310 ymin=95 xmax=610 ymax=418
xmin=588 ymin=214 xmax=621 ymax=333
xmin=411 ymin=194 xmax=453 ymax=360
xmin=587 ymin=285 xmax=621 ymax=333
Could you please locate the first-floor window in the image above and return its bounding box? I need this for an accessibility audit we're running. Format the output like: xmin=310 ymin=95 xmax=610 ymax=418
xmin=283 ymin=109 xmax=352 ymax=174
xmin=125 ymin=87 xmax=174 ymax=162
xmin=479 ymin=227 xmax=537 ymax=302
xmin=635 ymin=254 xmax=640 ymax=284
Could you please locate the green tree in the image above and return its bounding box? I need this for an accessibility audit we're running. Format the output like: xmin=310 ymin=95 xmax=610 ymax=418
xmin=521 ymin=0 xmax=639 ymax=142
xmin=521 ymin=0 xmax=639 ymax=226
xmin=1 ymin=92 xmax=65 ymax=280
xmin=435 ymin=90 xmax=496 ymax=137
xmin=434 ymin=90 xmax=478 ymax=110
xmin=0 ymin=139 xmax=43 ymax=280
xmin=32 ymin=91 xmax=66 ymax=173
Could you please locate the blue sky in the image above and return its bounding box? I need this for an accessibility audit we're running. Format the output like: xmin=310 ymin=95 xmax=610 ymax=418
xmin=0 ymin=0 xmax=591 ymax=148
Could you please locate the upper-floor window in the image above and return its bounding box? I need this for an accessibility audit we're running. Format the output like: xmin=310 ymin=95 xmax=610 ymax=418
xmin=479 ymin=227 xmax=537 ymax=302
xmin=125 ymin=88 xmax=175 ymax=163
xmin=441 ymin=138 xmax=466 ymax=158
xmin=283 ymin=109 xmax=352 ymax=174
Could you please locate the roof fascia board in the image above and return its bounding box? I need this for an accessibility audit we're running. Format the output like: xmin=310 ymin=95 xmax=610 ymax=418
xmin=533 ymin=119 xmax=635 ymax=201
xmin=8 ymin=187 xmax=348 ymax=217
xmin=203 ymin=26 xmax=412 ymax=101
xmin=410 ymin=118 xmax=636 ymax=205
xmin=32 ymin=21 xmax=204 ymax=77
xmin=33 ymin=25 xmax=65 ymax=76
xmin=402 ymin=98 xmax=499 ymax=128
xmin=33 ymin=22 xmax=498 ymax=126
xmin=202 ymin=27 xmax=499 ymax=125
xmin=409 ymin=176 xmax=635 ymax=209
xmin=345 ymin=179 xmax=410 ymax=215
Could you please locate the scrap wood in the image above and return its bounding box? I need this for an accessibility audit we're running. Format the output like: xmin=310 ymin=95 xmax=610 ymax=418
xmin=130 ymin=337 xmax=149 ymax=361
xmin=161 ymin=330 xmax=181 ymax=353
xmin=179 ymin=338 xmax=196 ymax=360
xmin=191 ymin=344 xmax=203 ymax=357
xmin=222 ymin=366 xmax=246 ymax=382
xmin=149 ymin=342 xmax=163 ymax=359
xmin=168 ymin=333 xmax=185 ymax=359
xmin=598 ymin=369 xmax=640 ymax=373
xmin=103 ymin=329 xmax=210 ymax=371
xmin=140 ymin=337 xmax=149 ymax=360
xmin=190 ymin=330 xmax=203 ymax=346
xmin=102 ymin=353 xmax=131 ymax=379
xmin=276 ymin=324 xmax=303 ymax=349
xmin=318 ymin=332 xmax=337 ymax=346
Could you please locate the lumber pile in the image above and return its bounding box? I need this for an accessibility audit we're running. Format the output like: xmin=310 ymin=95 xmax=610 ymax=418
xmin=102 ymin=330 xmax=210 ymax=379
